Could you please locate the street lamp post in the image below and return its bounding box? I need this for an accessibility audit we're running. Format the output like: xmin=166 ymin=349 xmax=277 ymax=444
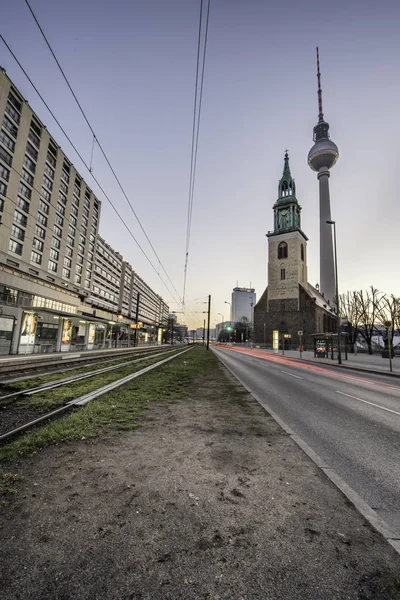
xmin=326 ymin=220 xmax=342 ymax=365
xmin=218 ymin=312 xmax=224 ymax=343
xmin=224 ymin=301 xmax=231 ymax=342
xmin=249 ymin=297 xmax=254 ymax=348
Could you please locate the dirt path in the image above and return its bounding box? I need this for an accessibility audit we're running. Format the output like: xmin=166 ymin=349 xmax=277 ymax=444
xmin=1 ymin=361 xmax=400 ymax=599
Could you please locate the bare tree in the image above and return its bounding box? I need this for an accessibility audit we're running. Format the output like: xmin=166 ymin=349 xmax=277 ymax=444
xmin=357 ymin=286 xmax=383 ymax=355
xmin=373 ymin=293 xmax=400 ymax=352
xmin=339 ymin=291 xmax=362 ymax=353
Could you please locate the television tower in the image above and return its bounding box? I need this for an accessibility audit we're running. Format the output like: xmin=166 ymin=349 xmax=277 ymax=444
xmin=307 ymin=47 xmax=339 ymax=307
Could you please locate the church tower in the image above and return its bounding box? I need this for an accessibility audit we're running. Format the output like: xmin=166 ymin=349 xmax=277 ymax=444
xmin=266 ymin=152 xmax=308 ymax=311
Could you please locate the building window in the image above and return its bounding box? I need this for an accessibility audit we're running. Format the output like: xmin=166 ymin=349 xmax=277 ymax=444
xmin=26 ymin=142 xmax=38 ymax=162
xmin=301 ymin=244 xmax=304 ymax=261
xmin=278 ymin=242 xmax=288 ymax=259
xmin=0 ymin=146 xmax=13 ymax=166
xmin=67 ymin=235 xmax=74 ymax=247
xmin=5 ymin=101 xmax=21 ymax=125
xmin=0 ymin=181 xmax=7 ymax=197
xmin=64 ymin=257 xmax=72 ymax=268
xmin=60 ymin=181 xmax=68 ymax=194
xmin=18 ymin=182 xmax=32 ymax=200
xmin=46 ymin=150 xmax=56 ymax=168
xmin=30 ymin=119 xmax=42 ymax=138
xmin=0 ymin=163 xmax=10 ymax=181
xmin=74 ymin=274 xmax=81 ymax=284
xmin=37 ymin=213 xmax=48 ymax=227
xmin=52 ymin=236 xmax=61 ymax=249
xmin=62 ymin=267 xmax=70 ymax=279
xmin=35 ymin=224 xmax=46 ymax=239
xmin=50 ymin=248 xmax=59 ymax=261
xmin=48 ymin=260 xmax=57 ymax=272
xmin=9 ymin=239 xmax=23 ymax=255
xmin=14 ymin=210 xmax=27 ymax=227
xmin=17 ymin=196 xmax=30 ymax=213
xmin=0 ymin=129 xmax=16 ymax=152
xmin=21 ymin=168 xmax=33 ymax=186
xmin=55 ymin=213 xmax=64 ymax=227
xmin=31 ymin=250 xmax=42 ymax=265
xmin=44 ymin=163 xmax=54 ymax=179
xmin=2 ymin=116 xmax=18 ymax=138
xmin=11 ymin=224 xmax=25 ymax=241
xmin=33 ymin=238 xmax=44 ymax=252
xmin=53 ymin=225 xmax=62 ymax=238
xmin=39 ymin=199 xmax=49 ymax=214
xmin=43 ymin=175 xmax=53 ymax=191
xmin=28 ymin=129 xmax=41 ymax=149
xmin=23 ymin=155 xmax=36 ymax=173
xmin=58 ymin=192 xmax=67 ymax=205
xmin=280 ymin=268 xmax=285 ymax=280
xmin=65 ymin=246 xmax=73 ymax=258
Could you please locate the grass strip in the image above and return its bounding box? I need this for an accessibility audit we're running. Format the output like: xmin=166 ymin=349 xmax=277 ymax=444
xmin=12 ymin=349 xmax=184 ymax=410
xmin=0 ymin=347 xmax=217 ymax=462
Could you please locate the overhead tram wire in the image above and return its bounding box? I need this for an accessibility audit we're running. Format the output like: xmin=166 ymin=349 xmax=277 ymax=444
xmin=0 ymin=36 xmax=199 ymax=327
xmin=183 ymin=0 xmax=204 ymax=307
xmin=22 ymin=0 xmax=182 ymax=306
xmin=182 ymin=0 xmax=211 ymax=307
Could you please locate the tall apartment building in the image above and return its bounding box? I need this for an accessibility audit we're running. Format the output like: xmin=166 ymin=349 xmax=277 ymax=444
xmin=0 ymin=68 xmax=169 ymax=354
xmin=0 ymin=68 xmax=103 ymax=353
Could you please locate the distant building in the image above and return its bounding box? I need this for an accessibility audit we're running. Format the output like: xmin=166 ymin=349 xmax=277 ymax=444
xmin=231 ymin=287 xmax=256 ymax=324
xmin=254 ymin=152 xmax=336 ymax=349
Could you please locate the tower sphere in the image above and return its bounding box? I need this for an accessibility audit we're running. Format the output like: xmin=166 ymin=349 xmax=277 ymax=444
xmin=307 ymin=138 xmax=339 ymax=172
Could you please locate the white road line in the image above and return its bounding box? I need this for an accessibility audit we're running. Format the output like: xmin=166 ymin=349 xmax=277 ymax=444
xmin=281 ymin=370 xmax=303 ymax=379
xmin=336 ymin=391 xmax=400 ymax=416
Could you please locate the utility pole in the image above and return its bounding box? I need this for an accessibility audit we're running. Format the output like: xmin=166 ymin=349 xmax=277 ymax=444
xmin=206 ymin=294 xmax=211 ymax=350
xmin=203 ymin=318 xmax=205 ymax=346
xmin=133 ymin=292 xmax=140 ymax=347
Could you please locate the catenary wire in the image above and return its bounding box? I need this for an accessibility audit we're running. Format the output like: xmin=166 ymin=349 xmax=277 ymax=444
xmin=183 ymin=0 xmax=204 ymax=307
xmin=0 ymin=35 xmax=199 ymax=328
xmin=22 ymin=0 xmax=183 ymax=306
xmin=182 ymin=0 xmax=211 ymax=307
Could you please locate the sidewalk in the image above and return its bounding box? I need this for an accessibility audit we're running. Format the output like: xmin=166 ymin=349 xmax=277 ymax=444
xmin=1 ymin=349 xmax=400 ymax=599
xmin=257 ymin=347 xmax=400 ymax=376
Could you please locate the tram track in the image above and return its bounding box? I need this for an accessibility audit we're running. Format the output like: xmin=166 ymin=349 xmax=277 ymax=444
xmin=0 ymin=345 xmax=178 ymax=388
xmin=0 ymin=346 xmax=179 ymax=404
xmin=0 ymin=344 xmax=171 ymax=381
xmin=0 ymin=346 xmax=193 ymax=443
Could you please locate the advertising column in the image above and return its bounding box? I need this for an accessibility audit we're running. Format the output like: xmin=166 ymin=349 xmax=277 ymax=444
xmin=61 ymin=319 xmax=72 ymax=352
xmin=19 ymin=312 xmax=38 ymax=354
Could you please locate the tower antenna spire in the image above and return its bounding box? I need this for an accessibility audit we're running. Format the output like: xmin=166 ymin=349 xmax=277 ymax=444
xmin=316 ymin=47 xmax=324 ymax=122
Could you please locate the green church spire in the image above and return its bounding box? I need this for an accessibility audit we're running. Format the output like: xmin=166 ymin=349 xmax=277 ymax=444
xmin=273 ymin=151 xmax=302 ymax=234
xmin=278 ymin=150 xmax=296 ymax=200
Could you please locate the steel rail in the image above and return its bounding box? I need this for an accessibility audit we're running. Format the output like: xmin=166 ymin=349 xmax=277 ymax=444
xmin=0 ymin=346 xmax=193 ymax=443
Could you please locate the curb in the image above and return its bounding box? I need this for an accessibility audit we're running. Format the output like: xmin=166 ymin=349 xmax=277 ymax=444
xmin=212 ymin=347 xmax=400 ymax=557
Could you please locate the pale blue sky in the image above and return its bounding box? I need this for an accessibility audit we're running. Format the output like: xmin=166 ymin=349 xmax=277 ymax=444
xmin=2 ymin=0 xmax=399 ymax=328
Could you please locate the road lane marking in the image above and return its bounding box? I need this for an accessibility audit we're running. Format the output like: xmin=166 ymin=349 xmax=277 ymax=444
xmin=222 ymin=346 xmax=400 ymax=393
xmin=336 ymin=391 xmax=400 ymax=416
xmin=281 ymin=370 xmax=303 ymax=379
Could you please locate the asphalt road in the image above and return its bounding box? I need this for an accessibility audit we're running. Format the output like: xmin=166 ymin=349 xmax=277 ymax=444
xmin=213 ymin=345 xmax=400 ymax=536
